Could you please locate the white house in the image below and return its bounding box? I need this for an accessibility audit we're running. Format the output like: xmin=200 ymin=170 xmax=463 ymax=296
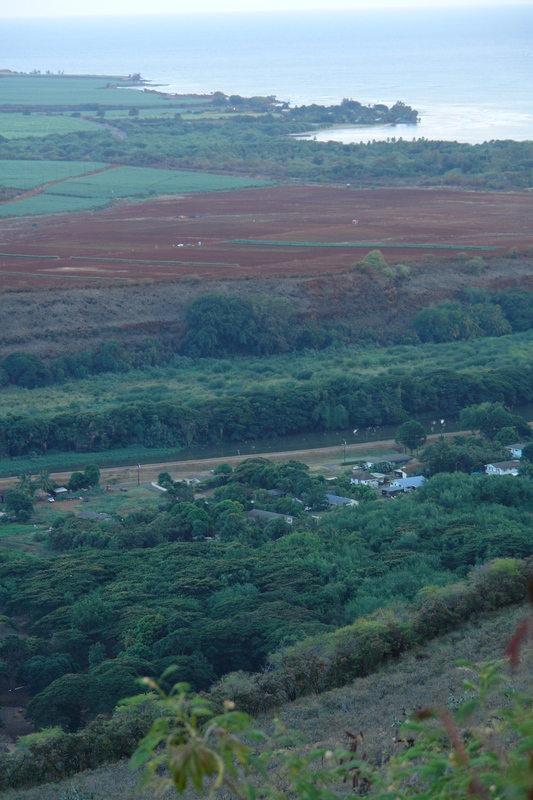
xmin=484 ymin=460 xmax=520 ymax=476
xmin=505 ymin=443 xmax=529 ymax=459
xmin=351 ymin=471 xmax=385 ymax=487
xmin=351 ymin=478 xmax=379 ymax=489
xmin=393 ymin=468 xmax=408 ymax=479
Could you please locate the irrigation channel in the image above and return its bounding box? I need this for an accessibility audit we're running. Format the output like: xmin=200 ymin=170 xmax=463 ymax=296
xmin=2 ymin=404 xmax=533 ymax=481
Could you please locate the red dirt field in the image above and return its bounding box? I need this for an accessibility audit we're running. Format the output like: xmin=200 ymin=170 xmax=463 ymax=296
xmin=0 ymin=185 xmax=532 ymax=289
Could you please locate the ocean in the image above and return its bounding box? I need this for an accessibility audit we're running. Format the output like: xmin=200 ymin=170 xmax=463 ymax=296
xmin=1 ymin=6 xmax=532 ymax=144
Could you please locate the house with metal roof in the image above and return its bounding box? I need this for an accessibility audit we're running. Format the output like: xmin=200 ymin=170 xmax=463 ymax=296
xmin=388 ymin=476 xmax=426 ymax=492
xmin=326 ymin=493 xmax=359 ymax=507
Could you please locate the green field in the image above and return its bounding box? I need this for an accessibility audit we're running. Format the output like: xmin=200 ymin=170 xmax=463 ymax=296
xmin=0 ymin=74 xmax=176 ymax=108
xmin=44 ymin=165 xmax=271 ymax=199
xmin=0 ymin=113 xmax=96 ymax=139
xmin=0 ymin=194 xmax=111 ymax=217
xmin=0 ymin=162 xmax=269 ymax=217
xmin=0 ymin=159 xmax=108 ymax=189
xmin=231 ymin=239 xmax=499 ymax=251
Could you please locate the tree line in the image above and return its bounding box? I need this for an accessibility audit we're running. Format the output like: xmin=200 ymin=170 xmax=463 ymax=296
xmin=413 ymin=288 xmax=533 ymax=344
xmin=2 ymin=115 xmax=533 ymax=190
xmin=1 ymin=358 xmax=533 ymax=457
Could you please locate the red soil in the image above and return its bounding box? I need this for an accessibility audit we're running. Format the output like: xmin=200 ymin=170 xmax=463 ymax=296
xmin=0 ymin=185 xmax=531 ymax=289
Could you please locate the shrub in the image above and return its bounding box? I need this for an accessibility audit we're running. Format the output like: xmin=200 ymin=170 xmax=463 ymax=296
xmin=396 ymin=263 xmax=411 ymax=276
xmin=0 ymin=699 xmax=160 ymax=791
xmin=4 ymin=488 xmax=33 ymax=521
xmin=361 ymin=249 xmax=388 ymax=270
xmin=465 ymin=256 xmax=486 ymax=273
xmin=67 ymin=471 xmax=86 ymax=491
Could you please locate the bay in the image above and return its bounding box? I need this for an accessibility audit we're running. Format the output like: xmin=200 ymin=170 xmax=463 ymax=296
xmin=0 ymin=7 xmax=532 ymax=142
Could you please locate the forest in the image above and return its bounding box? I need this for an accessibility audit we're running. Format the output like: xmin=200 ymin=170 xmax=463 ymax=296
xmin=2 ymin=455 xmax=533 ymax=734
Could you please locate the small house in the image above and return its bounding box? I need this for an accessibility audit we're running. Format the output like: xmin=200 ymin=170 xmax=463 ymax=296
xmin=484 ymin=460 xmax=520 ymax=476
xmin=351 ymin=471 xmax=384 ymax=487
xmin=388 ymin=476 xmax=426 ymax=492
xmin=393 ymin=468 xmax=408 ymax=479
xmin=365 ymin=454 xmax=413 ymax=469
xmin=381 ymin=486 xmax=404 ymax=498
xmin=505 ymin=443 xmax=529 ymax=459
xmin=266 ymin=488 xmax=286 ymax=497
xmin=326 ymin=493 xmax=359 ymax=507
xmin=246 ymin=509 xmax=294 ymax=525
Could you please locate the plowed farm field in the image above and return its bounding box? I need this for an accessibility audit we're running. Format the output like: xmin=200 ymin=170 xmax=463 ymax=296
xmin=0 ymin=185 xmax=531 ymax=289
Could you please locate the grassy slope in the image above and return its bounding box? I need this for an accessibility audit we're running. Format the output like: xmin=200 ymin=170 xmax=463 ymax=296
xmin=5 ymin=603 xmax=531 ymax=800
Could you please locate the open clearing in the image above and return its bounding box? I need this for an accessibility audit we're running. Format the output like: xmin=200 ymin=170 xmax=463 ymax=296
xmin=0 ymin=185 xmax=532 ymax=288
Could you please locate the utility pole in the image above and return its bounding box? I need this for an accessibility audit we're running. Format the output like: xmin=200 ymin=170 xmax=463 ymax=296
xmin=138 ymin=464 xmax=140 ymax=486
xmin=343 ymin=440 xmax=346 ymax=464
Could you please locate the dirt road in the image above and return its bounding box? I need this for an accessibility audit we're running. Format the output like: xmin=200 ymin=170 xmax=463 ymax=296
xmin=0 ymin=431 xmax=463 ymax=491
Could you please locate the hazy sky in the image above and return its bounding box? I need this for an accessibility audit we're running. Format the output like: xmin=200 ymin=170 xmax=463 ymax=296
xmin=2 ymin=0 xmax=532 ymax=18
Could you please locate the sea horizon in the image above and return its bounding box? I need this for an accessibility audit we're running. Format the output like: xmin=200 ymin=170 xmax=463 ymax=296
xmin=1 ymin=6 xmax=532 ymax=143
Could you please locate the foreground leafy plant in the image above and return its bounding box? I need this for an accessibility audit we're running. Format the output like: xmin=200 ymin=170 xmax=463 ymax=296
xmin=131 ymin=676 xmax=361 ymax=800
xmin=133 ymin=657 xmax=533 ymax=800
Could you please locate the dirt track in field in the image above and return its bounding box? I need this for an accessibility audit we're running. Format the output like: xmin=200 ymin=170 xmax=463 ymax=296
xmin=0 ymin=185 xmax=532 ymax=289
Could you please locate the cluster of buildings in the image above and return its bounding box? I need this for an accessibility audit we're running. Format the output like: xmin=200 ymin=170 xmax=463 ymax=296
xmin=484 ymin=442 xmax=530 ymax=477
xmin=350 ymin=453 xmax=426 ymax=498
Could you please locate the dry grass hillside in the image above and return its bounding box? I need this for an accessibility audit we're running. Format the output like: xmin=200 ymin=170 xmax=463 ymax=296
xmin=5 ymin=602 xmax=532 ymax=800
xmin=1 ymin=256 xmax=532 ymax=359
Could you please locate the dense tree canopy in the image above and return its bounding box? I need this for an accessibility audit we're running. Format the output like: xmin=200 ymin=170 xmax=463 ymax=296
xmin=1 ymin=352 xmax=52 ymax=389
xmin=395 ymin=419 xmax=427 ymax=451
